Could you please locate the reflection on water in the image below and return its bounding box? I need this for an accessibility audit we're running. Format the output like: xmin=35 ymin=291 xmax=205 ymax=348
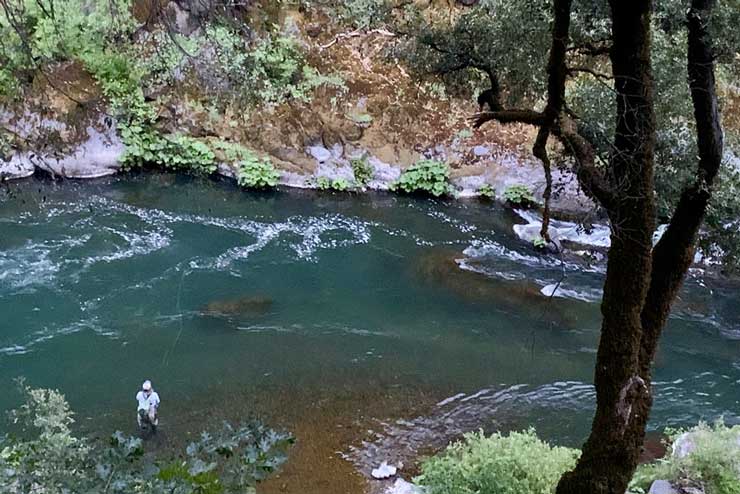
xmin=0 ymin=173 xmax=739 ymax=484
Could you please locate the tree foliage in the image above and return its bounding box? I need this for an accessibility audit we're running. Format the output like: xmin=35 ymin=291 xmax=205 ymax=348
xmin=402 ymin=0 xmax=740 ymax=269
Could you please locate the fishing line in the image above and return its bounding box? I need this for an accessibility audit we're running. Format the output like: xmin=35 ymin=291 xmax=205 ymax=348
xmin=162 ymin=265 xmax=188 ymax=367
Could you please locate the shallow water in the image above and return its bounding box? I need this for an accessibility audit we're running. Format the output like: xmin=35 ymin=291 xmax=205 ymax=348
xmin=1 ymin=174 xmax=739 ymax=478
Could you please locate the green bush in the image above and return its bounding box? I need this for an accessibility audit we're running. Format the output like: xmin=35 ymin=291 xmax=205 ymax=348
xmin=392 ymin=159 xmax=451 ymax=197
xmin=503 ymin=184 xmax=536 ymax=207
xmin=237 ymin=154 xmax=280 ymax=189
xmin=351 ymin=156 xmax=374 ymax=187
xmin=316 ymin=176 xmax=352 ymax=192
xmin=478 ymin=183 xmax=496 ymax=200
xmin=336 ymin=0 xmax=391 ymax=28
xmin=416 ymin=429 xmax=579 ymax=494
xmin=120 ymin=128 xmax=217 ymax=175
xmin=533 ymin=236 xmax=548 ymax=249
xmin=629 ymin=421 xmax=740 ymax=494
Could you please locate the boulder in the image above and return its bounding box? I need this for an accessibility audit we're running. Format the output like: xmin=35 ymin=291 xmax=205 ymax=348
xmin=3 ymin=120 xmax=124 ymax=180
xmin=0 ymin=155 xmax=36 ymax=180
xmin=672 ymin=432 xmax=697 ymax=459
xmin=385 ymin=478 xmax=426 ymax=494
xmin=473 ymin=145 xmax=490 ymax=157
xmin=43 ymin=124 xmax=124 ymax=178
xmin=649 ymin=480 xmax=678 ymax=494
xmin=308 ymin=145 xmax=332 ymax=163
xmin=371 ymin=461 xmax=397 ymax=480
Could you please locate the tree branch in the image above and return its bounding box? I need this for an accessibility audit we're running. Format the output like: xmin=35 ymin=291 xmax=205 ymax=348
xmin=470 ymin=109 xmax=545 ymax=128
xmin=567 ymin=65 xmax=613 ymax=80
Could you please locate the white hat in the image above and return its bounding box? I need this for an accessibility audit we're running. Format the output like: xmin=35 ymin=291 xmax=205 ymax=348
xmin=142 ymin=380 xmax=152 ymax=391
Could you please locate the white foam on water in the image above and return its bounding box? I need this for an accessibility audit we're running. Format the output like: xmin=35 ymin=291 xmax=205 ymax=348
xmin=0 ymin=238 xmax=81 ymax=291
xmin=0 ymin=318 xmax=119 ymax=358
xmin=347 ymin=373 xmax=740 ymax=476
xmin=540 ymin=283 xmax=603 ymax=303
xmin=83 ymin=228 xmax=171 ymax=265
xmin=513 ymin=209 xmax=612 ymax=248
xmin=462 ymin=239 xmax=604 ymax=275
xmin=345 ymin=382 xmax=595 ymax=476
xmin=0 ymin=345 xmax=30 ymax=356
xmin=423 ymin=209 xmax=478 ymax=234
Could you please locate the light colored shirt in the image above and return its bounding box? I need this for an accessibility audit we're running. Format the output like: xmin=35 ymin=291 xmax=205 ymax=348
xmin=136 ymin=390 xmax=160 ymax=411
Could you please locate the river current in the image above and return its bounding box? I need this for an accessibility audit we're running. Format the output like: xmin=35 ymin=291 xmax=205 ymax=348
xmin=1 ymin=174 xmax=738 ymax=482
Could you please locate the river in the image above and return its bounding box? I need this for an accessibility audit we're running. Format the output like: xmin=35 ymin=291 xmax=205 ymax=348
xmin=1 ymin=173 xmax=738 ymax=492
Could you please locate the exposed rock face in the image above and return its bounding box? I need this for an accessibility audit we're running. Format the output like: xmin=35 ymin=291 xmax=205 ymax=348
xmin=0 ymin=156 xmax=35 ymax=180
xmin=2 ymin=61 xmax=124 ymax=180
xmin=2 ymin=116 xmax=123 ymax=179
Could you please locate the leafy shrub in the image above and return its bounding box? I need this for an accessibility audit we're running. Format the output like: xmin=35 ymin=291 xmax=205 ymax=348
xmin=416 ymin=429 xmax=579 ymax=494
xmin=245 ymin=33 xmax=344 ymax=106
xmin=503 ymin=184 xmax=536 ymax=207
xmin=629 ymin=421 xmax=740 ymax=494
xmin=120 ymin=128 xmax=217 ymax=175
xmin=197 ymin=26 xmax=344 ymax=107
xmin=351 ymin=156 xmax=374 ymax=186
xmin=392 ymin=159 xmax=451 ymax=197
xmin=0 ymin=384 xmax=293 ymax=494
xmin=336 ymin=0 xmax=391 ymax=28
xmin=135 ymin=30 xmax=200 ymax=89
xmin=478 ymin=184 xmax=496 ymax=200
xmin=533 ymin=236 xmax=548 ymax=249
xmin=316 ymin=176 xmax=352 ymax=192
xmin=237 ymin=155 xmax=280 ymax=189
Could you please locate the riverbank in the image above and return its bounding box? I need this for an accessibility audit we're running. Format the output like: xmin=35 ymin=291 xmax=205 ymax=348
xmin=0 ymin=1 xmax=598 ymax=221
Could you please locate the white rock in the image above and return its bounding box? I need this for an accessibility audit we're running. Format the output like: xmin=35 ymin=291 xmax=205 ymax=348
xmin=367 ymin=157 xmax=401 ymax=190
xmin=45 ymin=125 xmax=124 ymax=178
xmin=0 ymin=155 xmax=36 ymax=180
xmin=648 ymin=480 xmax=678 ymax=494
xmin=308 ymin=146 xmax=332 ymax=163
xmin=672 ymin=432 xmax=697 ymax=459
xmin=385 ymin=478 xmax=426 ymax=494
xmin=216 ymin=162 xmax=236 ymax=179
xmin=473 ymin=145 xmax=490 ymax=157
xmin=371 ymin=461 xmax=397 ymax=479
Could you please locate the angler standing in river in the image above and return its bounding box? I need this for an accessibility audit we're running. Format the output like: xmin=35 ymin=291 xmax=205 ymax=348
xmin=136 ymin=380 xmax=160 ymax=432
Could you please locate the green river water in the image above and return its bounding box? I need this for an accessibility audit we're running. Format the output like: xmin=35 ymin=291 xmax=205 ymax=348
xmin=1 ymin=173 xmax=738 ymax=475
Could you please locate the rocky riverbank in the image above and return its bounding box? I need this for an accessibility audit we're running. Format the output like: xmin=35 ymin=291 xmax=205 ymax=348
xmin=0 ymin=1 xmax=597 ymax=222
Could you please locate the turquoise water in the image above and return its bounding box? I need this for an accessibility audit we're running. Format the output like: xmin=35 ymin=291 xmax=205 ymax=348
xmin=1 ymin=174 xmax=738 ymax=457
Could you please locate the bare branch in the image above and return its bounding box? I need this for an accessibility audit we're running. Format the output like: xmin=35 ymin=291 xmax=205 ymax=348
xmin=469 ymin=109 xmax=545 ymax=128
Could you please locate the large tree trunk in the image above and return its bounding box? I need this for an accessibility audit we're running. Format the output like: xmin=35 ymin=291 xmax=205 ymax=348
xmin=556 ymin=1 xmax=724 ymax=493
xmin=556 ymin=3 xmax=656 ymax=493
xmin=471 ymin=0 xmax=724 ymax=487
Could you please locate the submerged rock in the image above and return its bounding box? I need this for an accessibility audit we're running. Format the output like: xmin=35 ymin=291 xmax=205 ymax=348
xmin=200 ymin=295 xmax=273 ymax=319
xmin=413 ymin=249 xmax=578 ymax=326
